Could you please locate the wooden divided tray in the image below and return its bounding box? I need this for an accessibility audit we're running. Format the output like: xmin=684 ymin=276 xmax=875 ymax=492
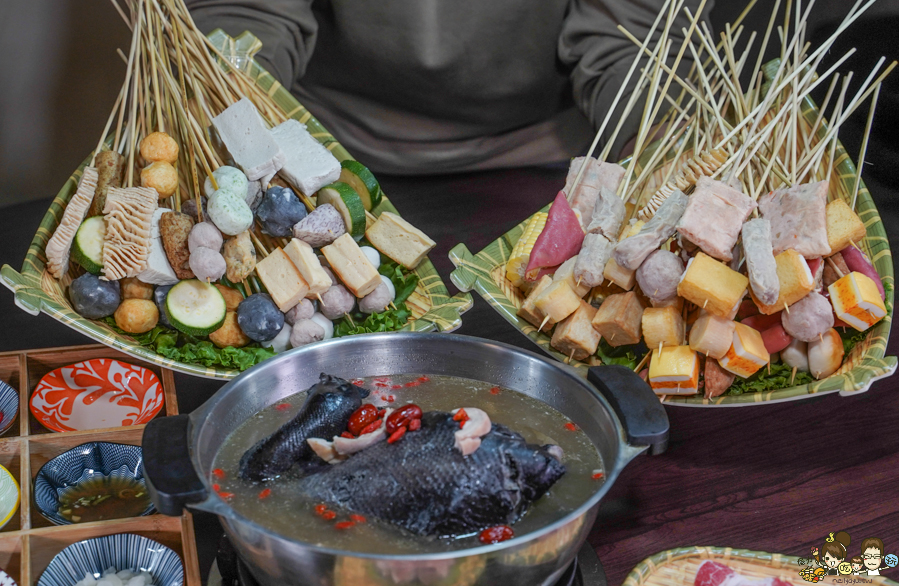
xmin=0 ymin=344 xmax=200 ymax=586
xmin=622 ymin=546 xmax=898 ymax=586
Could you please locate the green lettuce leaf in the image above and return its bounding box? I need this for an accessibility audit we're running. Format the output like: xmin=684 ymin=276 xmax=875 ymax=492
xmin=594 ymin=339 xmax=642 ymax=369
xmin=725 ymin=361 xmax=814 ymax=396
xmin=378 ymin=257 xmax=419 ymax=305
xmin=334 ymin=303 xmax=413 ymax=337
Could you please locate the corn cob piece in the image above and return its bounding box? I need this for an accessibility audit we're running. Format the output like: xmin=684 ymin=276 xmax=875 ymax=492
xmin=506 ymin=212 xmax=547 ymax=287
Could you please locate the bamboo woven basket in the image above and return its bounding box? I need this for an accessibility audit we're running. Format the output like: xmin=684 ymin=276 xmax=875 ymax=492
xmin=449 ymin=76 xmax=895 ymax=406
xmin=0 ymin=31 xmax=472 ymax=380
xmin=622 ymin=546 xmax=898 ymax=586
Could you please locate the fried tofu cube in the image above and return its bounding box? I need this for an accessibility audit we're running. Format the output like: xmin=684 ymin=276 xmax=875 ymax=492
xmin=749 ymin=249 xmax=814 ymax=314
xmin=828 ymin=271 xmax=887 ymax=331
xmin=321 ymin=233 xmax=382 ymax=297
xmin=534 ymin=280 xmax=582 ymax=323
xmin=825 ymin=199 xmax=867 ymax=255
xmin=365 ymin=211 xmax=436 ymax=270
xmin=718 ymin=322 xmax=770 ymax=378
xmin=648 ymin=345 xmax=699 ymax=395
xmin=255 ymin=248 xmax=310 ymax=312
xmin=688 ymin=313 xmax=737 ymax=360
xmin=517 ymin=275 xmax=556 ymax=331
xmin=551 ymin=301 xmax=601 ymax=361
xmin=677 ymin=252 xmax=749 ymax=317
xmin=592 ymin=291 xmax=643 ymax=346
xmin=553 ymin=255 xmax=591 ymax=298
xmin=642 ymin=306 xmax=685 ymax=349
xmin=603 ymin=256 xmax=636 ymax=290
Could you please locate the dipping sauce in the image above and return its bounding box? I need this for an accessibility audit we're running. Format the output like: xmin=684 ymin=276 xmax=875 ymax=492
xmin=212 ymin=374 xmax=604 ymax=554
xmin=58 ymin=475 xmax=151 ymax=523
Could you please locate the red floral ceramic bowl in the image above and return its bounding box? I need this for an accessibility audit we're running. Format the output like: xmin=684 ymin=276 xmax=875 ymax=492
xmin=30 ymin=359 xmax=164 ymax=433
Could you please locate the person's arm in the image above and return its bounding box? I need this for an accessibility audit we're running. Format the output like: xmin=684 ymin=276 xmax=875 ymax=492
xmin=186 ymin=0 xmax=318 ymax=87
xmin=558 ymin=0 xmax=713 ymax=159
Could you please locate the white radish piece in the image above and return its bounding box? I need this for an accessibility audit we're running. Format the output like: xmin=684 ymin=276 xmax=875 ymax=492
xmin=808 ymin=328 xmax=844 ymax=379
xmin=269 ymin=322 xmax=293 ymax=353
xmin=781 ymin=339 xmax=810 ymax=372
xmin=310 ymin=312 xmax=334 ymax=340
xmin=360 ymin=246 xmax=381 ymax=269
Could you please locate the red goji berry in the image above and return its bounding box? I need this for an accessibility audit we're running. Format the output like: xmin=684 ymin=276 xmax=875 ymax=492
xmin=591 ymin=472 xmax=604 ymax=480
xmin=404 ymin=381 xmax=420 ymax=387
xmin=212 ymin=484 xmax=220 ymax=492
xmin=418 ymin=376 xmax=430 ymax=382
xmin=479 ymin=525 xmax=514 ymax=544
xmin=258 ymin=488 xmax=272 ymax=499
xmin=359 ymin=418 xmax=383 ymax=435
xmin=387 ymin=427 xmax=407 ymax=444
xmin=275 ymin=403 xmax=291 ymax=411
xmin=212 ymin=468 xmax=225 ymax=479
xmin=387 ymin=396 xmax=396 ymax=403
xmin=341 ymin=431 xmax=355 ymax=439
xmin=391 ymin=385 xmax=402 ymax=390
xmin=334 ymin=521 xmax=355 ymax=530
xmin=352 ymin=379 xmax=365 ymax=386
xmin=375 ymin=382 xmax=389 ymax=388
xmin=314 ymin=504 xmax=328 ymax=515
xmin=218 ymin=492 xmax=234 ymax=500
xmin=321 ymin=510 xmax=337 ymax=520
xmin=350 ymin=514 xmax=367 ymax=524
xmin=564 ymin=422 xmax=579 ymax=431
xmin=490 ymin=386 xmax=501 ymax=395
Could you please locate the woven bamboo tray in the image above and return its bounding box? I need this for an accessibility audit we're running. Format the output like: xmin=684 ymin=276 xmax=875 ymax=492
xmin=449 ymin=89 xmax=895 ymax=406
xmin=0 ymin=30 xmax=472 ymax=380
xmin=0 ymin=344 xmax=200 ymax=586
xmin=622 ymin=546 xmax=898 ymax=586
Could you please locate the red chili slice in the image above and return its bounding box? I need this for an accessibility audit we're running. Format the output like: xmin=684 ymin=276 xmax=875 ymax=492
xmin=479 ymin=525 xmax=514 ymax=544
xmin=258 ymin=488 xmax=272 ymax=499
xmin=347 ymin=404 xmax=379 ymax=436
xmin=350 ymin=514 xmax=367 ymax=524
xmin=387 ymin=427 xmax=407 ymax=444
xmin=359 ymin=418 xmax=383 ymax=435
xmin=386 ymin=405 xmax=423 ymax=434
xmin=335 ymin=521 xmax=355 ymax=530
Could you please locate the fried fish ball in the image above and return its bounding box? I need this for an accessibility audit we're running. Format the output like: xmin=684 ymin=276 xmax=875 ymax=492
xmin=121 ymin=277 xmax=154 ymax=300
xmin=209 ymin=311 xmax=251 ymax=348
xmin=141 ymin=161 xmax=178 ymax=198
xmin=214 ymin=283 xmax=244 ymax=312
xmin=140 ymin=131 xmax=179 ymax=164
xmin=114 ymin=299 xmax=159 ymax=334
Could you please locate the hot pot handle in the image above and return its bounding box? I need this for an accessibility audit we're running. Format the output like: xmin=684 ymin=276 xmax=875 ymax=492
xmin=587 ymin=365 xmax=669 ymax=455
xmin=143 ymin=414 xmax=208 ymax=515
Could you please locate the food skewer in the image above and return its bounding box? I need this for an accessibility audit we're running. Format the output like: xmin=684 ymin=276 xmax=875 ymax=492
xmin=850 ymin=83 xmax=881 ymax=210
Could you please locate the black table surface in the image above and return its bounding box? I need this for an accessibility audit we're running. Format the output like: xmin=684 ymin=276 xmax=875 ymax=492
xmin=1 ymin=167 xmax=898 ymax=586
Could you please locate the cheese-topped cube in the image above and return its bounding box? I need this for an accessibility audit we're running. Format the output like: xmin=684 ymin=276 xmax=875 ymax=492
xmin=254 ymin=248 xmax=309 ymax=312
xmin=689 ymin=313 xmax=736 ymax=360
xmin=321 ymin=233 xmax=382 ymax=298
xmin=677 ymin=252 xmax=749 ymax=317
xmin=551 ymin=301 xmax=600 ymax=361
xmin=749 ymin=249 xmax=814 ymax=315
xmin=648 ymin=345 xmax=699 ymax=395
xmin=642 ymin=306 xmax=685 ymax=349
xmin=828 ymin=271 xmax=886 ymax=331
xmin=517 ymin=275 xmax=555 ymax=331
xmin=554 ymin=255 xmax=591 ymax=298
xmin=365 ymin=211 xmax=436 ymax=270
xmin=592 ymin=291 xmax=643 ymax=347
xmin=284 ymin=238 xmax=332 ymax=296
xmin=718 ymin=322 xmax=770 ymax=378
xmin=603 ymin=257 xmax=636 ymax=290
xmin=534 ymin=281 xmax=581 ymax=323
xmin=825 ymin=199 xmax=866 ymax=254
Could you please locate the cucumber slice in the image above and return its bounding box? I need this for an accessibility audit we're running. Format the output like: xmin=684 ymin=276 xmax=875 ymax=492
xmin=71 ymin=216 xmax=106 ymax=275
xmin=339 ymin=160 xmax=382 ymax=211
xmin=317 ymin=182 xmax=366 ymax=240
xmin=165 ymin=279 xmax=227 ymax=336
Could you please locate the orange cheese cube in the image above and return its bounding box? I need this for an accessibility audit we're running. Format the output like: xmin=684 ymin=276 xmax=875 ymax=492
xmin=648 ymin=345 xmax=699 ymax=395
xmin=718 ymin=322 xmax=770 ymax=378
xmin=828 ymin=271 xmax=886 ymax=331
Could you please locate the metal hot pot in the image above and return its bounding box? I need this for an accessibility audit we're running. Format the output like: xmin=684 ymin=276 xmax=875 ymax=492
xmin=143 ymin=333 xmax=668 ymax=586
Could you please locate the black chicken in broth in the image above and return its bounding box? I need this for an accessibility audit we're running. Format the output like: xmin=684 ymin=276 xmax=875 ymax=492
xmin=213 ymin=374 xmax=604 ymax=554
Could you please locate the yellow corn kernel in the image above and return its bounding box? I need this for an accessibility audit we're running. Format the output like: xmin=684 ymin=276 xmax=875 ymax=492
xmin=506 ymin=212 xmax=547 ymax=287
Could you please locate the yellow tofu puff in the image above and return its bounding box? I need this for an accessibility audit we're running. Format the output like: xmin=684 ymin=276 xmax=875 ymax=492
xmin=677 ymin=252 xmax=749 ymax=317
xmin=688 ymin=313 xmax=736 ymax=360
xmin=828 ymin=271 xmax=887 ymax=331
xmin=550 ymin=301 xmax=601 ymax=361
xmin=603 ymin=257 xmax=637 ymax=290
xmin=642 ymin=306 xmax=684 ymax=349
xmin=825 ymin=199 xmax=867 ymax=254
xmin=534 ymin=281 xmax=582 ymax=324
xmin=517 ymin=275 xmax=556 ymax=331
xmin=553 ymin=255 xmax=591 ymax=298
xmin=592 ymin=291 xmax=643 ymax=346
xmin=648 ymin=345 xmax=700 ymax=395
xmin=718 ymin=322 xmax=770 ymax=378
xmin=749 ymin=249 xmax=814 ymax=314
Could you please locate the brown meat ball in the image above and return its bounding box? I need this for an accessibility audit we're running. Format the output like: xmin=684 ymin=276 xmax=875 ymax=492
xmin=209 ymin=311 xmax=251 ymax=349
xmin=121 ymin=277 xmax=154 ymax=300
xmin=214 ymin=284 xmax=244 ymax=312
xmin=140 ymin=131 xmax=179 ymax=164
xmin=114 ymin=299 xmax=159 ymax=334
xmin=141 ymin=161 xmax=178 ymax=198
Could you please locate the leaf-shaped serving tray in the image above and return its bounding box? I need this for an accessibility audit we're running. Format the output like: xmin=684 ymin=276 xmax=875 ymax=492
xmin=0 ymin=30 xmax=472 ymax=380
xmin=449 ymin=83 xmax=894 ymax=406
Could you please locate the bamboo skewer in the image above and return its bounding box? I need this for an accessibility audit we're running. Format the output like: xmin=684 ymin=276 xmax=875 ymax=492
xmin=851 ymin=83 xmax=881 ymax=210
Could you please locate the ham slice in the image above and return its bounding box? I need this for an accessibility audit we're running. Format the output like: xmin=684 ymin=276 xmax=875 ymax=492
xmin=525 ymin=191 xmax=584 ymax=281
xmin=695 ymin=561 xmax=793 ymax=586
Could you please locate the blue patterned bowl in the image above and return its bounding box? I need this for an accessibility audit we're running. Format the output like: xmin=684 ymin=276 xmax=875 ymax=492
xmin=33 ymin=442 xmax=153 ymax=525
xmin=37 ymin=533 xmax=183 ymax=586
xmin=0 ymin=380 xmax=18 ymax=437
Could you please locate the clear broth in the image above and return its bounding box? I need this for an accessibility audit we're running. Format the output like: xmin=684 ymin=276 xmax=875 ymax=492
xmin=211 ymin=374 xmax=604 ymax=554
xmin=58 ymin=475 xmax=150 ymax=523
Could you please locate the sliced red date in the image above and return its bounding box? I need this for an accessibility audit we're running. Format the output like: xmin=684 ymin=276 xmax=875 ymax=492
xmin=347 ymin=405 xmax=379 ymax=436
xmin=385 ymin=404 xmax=423 ymax=434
